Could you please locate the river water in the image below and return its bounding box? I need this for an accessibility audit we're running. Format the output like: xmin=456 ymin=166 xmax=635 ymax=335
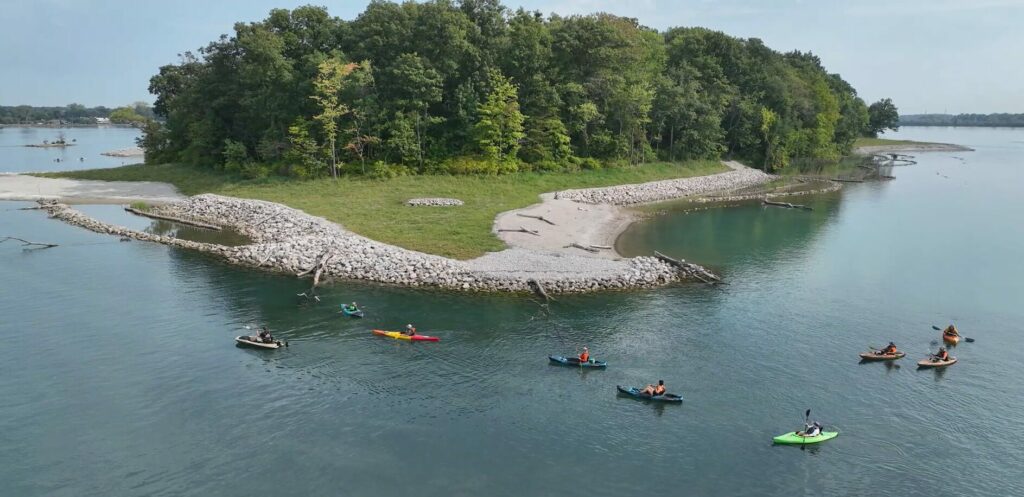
xmin=1 ymin=127 xmax=1022 ymax=496
xmin=0 ymin=126 xmax=141 ymax=173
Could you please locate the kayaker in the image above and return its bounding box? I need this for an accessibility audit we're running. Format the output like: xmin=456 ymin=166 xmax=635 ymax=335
xmin=943 ymin=324 xmax=959 ymax=338
xmin=404 ymin=324 xmax=416 ymax=336
xmin=880 ymin=342 xmax=898 ymax=355
xmin=579 ymin=346 xmax=590 ymax=363
xmin=348 ymin=302 xmax=359 ymax=312
xmin=640 ymin=380 xmax=666 ymax=396
xmin=935 ymin=347 xmax=950 ymax=361
xmin=258 ymin=327 xmax=274 ymax=343
xmin=799 ymin=421 xmax=823 ymax=437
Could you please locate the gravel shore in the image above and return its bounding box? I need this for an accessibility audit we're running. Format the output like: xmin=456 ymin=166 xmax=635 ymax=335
xmin=31 ymin=161 xmax=779 ymax=293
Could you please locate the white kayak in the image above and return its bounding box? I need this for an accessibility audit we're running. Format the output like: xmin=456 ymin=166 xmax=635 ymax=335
xmin=236 ymin=335 xmax=286 ymax=349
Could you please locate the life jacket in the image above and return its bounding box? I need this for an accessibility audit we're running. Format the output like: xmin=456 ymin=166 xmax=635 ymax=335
xmin=885 ymin=345 xmax=897 ymax=354
xmin=579 ymin=351 xmax=589 ymax=362
xmin=938 ymin=351 xmax=949 ymax=360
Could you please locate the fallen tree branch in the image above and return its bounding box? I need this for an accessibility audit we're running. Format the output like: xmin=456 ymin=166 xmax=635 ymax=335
xmin=517 ymin=213 xmax=556 ymax=226
xmin=498 ymin=226 xmax=540 ymax=236
xmin=589 ymin=244 xmax=612 ymax=250
xmin=0 ymin=236 xmax=58 ymax=249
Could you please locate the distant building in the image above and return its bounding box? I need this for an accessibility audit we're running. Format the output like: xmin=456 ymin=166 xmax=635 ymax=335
xmin=95 ymin=117 xmax=111 ymax=124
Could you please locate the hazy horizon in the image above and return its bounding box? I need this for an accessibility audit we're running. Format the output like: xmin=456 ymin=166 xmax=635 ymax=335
xmin=2 ymin=0 xmax=1020 ymax=113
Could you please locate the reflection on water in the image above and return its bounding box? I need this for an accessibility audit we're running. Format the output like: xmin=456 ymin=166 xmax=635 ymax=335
xmin=75 ymin=204 xmax=251 ymax=246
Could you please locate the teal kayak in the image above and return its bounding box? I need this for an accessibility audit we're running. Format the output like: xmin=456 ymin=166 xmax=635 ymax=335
xmin=616 ymin=385 xmax=683 ymax=403
xmin=549 ymin=355 xmax=607 ymax=368
xmin=340 ymin=305 xmax=364 ymax=318
xmin=772 ymin=431 xmax=839 ymax=445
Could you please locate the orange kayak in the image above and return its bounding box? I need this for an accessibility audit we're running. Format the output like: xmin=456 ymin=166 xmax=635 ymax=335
xmin=943 ymin=334 xmax=960 ymax=345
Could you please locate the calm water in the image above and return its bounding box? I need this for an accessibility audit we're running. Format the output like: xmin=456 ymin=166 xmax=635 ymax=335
xmin=2 ymin=127 xmax=1023 ymax=496
xmin=0 ymin=126 xmax=141 ymax=173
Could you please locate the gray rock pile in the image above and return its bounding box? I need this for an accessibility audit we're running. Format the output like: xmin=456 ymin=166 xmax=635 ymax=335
xmin=42 ymin=194 xmax=713 ymax=294
xmin=406 ymin=198 xmax=464 ymax=207
xmin=555 ymin=168 xmax=774 ymax=205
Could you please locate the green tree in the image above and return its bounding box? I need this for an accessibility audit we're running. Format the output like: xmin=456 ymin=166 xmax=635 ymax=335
xmin=867 ymin=98 xmax=899 ymax=137
xmin=473 ymin=70 xmax=525 ymax=164
xmin=311 ymin=57 xmax=358 ymax=178
xmin=109 ymin=106 xmax=147 ymax=124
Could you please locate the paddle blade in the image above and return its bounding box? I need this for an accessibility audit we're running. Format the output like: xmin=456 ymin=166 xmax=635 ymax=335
xmin=805 ymin=409 xmax=811 ymax=420
xmin=965 ymin=337 xmax=975 ymax=343
xmin=932 ymin=325 xmax=942 ymax=331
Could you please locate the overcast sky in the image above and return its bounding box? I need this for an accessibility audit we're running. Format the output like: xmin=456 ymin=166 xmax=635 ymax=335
xmin=2 ymin=0 xmax=1021 ymax=113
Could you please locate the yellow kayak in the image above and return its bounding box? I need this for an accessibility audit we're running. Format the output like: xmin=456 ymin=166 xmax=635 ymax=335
xmin=372 ymin=329 xmax=440 ymax=342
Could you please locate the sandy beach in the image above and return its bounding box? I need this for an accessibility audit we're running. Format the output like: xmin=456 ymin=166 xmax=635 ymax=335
xmin=0 ymin=174 xmax=181 ymax=204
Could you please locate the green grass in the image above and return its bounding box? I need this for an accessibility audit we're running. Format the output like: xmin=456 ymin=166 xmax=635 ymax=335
xmin=128 ymin=201 xmax=151 ymax=212
xmin=40 ymin=161 xmax=726 ymax=259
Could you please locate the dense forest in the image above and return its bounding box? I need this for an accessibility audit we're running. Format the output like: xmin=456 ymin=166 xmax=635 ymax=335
xmin=0 ymin=103 xmax=155 ymax=125
xmin=143 ymin=1 xmax=895 ymax=178
xmin=900 ymin=113 xmax=1024 ymax=127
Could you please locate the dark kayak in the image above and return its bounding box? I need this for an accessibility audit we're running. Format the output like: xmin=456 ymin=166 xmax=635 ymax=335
xmin=340 ymin=305 xmax=364 ymax=318
xmin=616 ymin=385 xmax=683 ymax=403
xmin=549 ymin=355 xmax=607 ymax=368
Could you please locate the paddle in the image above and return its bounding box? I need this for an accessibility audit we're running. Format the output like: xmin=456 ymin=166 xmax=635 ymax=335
xmin=932 ymin=325 xmax=975 ymax=342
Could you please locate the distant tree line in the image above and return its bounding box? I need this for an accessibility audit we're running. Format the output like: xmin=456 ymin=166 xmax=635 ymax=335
xmin=143 ymin=1 xmax=895 ymax=178
xmin=899 ymin=113 xmax=1024 ymax=127
xmin=0 ymin=102 xmax=155 ymax=125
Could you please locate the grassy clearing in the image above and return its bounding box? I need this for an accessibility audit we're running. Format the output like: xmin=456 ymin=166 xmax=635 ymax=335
xmin=40 ymin=161 xmax=726 ymax=259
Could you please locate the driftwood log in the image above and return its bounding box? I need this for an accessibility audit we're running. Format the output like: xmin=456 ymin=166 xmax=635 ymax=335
xmin=125 ymin=207 xmax=222 ymax=231
xmin=830 ymin=178 xmax=865 ymax=183
xmin=498 ymin=226 xmax=540 ymax=236
xmin=565 ymin=242 xmax=599 ymax=253
xmin=528 ymin=278 xmax=554 ymax=301
xmin=517 ymin=213 xmax=556 ymax=226
xmin=763 ymin=199 xmax=813 ymax=211
xmin=654 ymin=250 xmax=721 ymax=285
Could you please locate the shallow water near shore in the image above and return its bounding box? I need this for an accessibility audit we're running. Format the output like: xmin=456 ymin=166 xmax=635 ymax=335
xmin=0 ymin=126 xmax=141 ymax=173
xmin=2 ymin=127 xmax=1023 ymax=496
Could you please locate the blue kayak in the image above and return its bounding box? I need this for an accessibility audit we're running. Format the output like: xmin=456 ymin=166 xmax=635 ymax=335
xmin=549 ymin=355 xmax=607 ymax=368
xmin=340 ymin=305 xmax=364 ymax=318
xmin=616 ymin=385 xmax=683 ymax=403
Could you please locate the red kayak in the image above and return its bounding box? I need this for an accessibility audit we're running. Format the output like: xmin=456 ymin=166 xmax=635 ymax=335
xmin=372 ymin=329 xmax=440 ymax=342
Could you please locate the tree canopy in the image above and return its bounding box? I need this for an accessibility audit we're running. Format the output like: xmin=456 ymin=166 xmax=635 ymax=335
xmin=144 ymin=2 xmax=886 ymax=175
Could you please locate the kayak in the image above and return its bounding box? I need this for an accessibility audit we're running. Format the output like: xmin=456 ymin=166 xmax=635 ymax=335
xmin=616 ymin=385 xmax=683 ymax=403
xmin=918 ymin=356 xmax=957 ymax=368
xmin=943 ymin=334 xmax=960 ymax=345
xmin=549 ymin=355 xmax=607 ymax=368
xmin=235 ymin=335 xmax=285 ymax=349
xmin=341 ymin=305 xmax=364 ymax=318
xmin=372 ymin=329 xmax=440 ymax=342
xmin=773 ymin=431 xmax=839 ymax=445
xmin=859 ymin=351 xmax=906 ymax=361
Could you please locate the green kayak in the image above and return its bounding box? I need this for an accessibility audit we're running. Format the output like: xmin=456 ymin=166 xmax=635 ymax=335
xmin=773 ymin=431 xmax=839 ymax=445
